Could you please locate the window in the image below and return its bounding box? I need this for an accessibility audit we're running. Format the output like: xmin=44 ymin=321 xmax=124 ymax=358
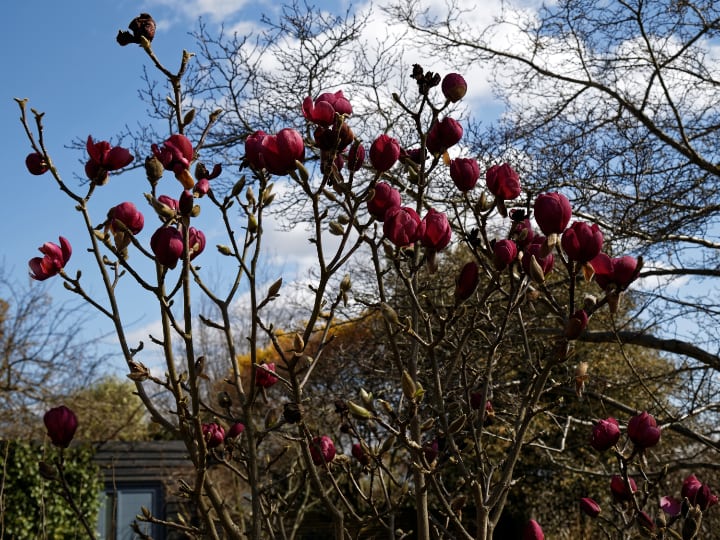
xmin=97 ymin=484 xmax=163 ymax=539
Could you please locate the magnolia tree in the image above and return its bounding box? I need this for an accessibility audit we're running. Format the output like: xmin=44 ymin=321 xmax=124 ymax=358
xmin=17 ymin=11 xmax=718 ymax=540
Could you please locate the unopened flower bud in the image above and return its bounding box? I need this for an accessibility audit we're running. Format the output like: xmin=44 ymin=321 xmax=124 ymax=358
xmin=144 ymin=155 xmax=164 ymax=184
xmin=441 ymin=73 xmax=467 ymax=102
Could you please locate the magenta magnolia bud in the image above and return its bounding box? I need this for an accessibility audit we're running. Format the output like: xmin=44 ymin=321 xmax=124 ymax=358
xmin=450 ymin=158 xmax=480 ymax=192
xmin=564 ymin=309 xmax=589 ymax=340
xmin=384 ymin=207 xmax=422 ymax=247
xmin=310 ymin=435 xmax=336 ymax=465
xmin=522 ymin=520 xmax=544 ymax=540
xmin=660 ymin=496 xmax=682 ymax=516
xmin=441 ymin=73 xmax=467 ymax=102
xmin=534 ymin=192 xmax=572 ymax=235
xmin=426 ymin=117 xmax=463 ymax=154
xmin=260 ymin=128 xmax=305 ymax=176
xmin=590 ymin=254 xmax=641 ymax=290
xmin=420 ymin=209 xmax=452 ymax=251
xmin=352 ymin=443 xmax=370 ymax=466
xmin=152 ymin=134 xmax=194 ymax=188
xmin=522 ymin=236 xmax=554 ymax=277
xmin=682 ymin=474 xmax=718 ymax=511
xmin=590 ymin=417 xmax=620 ymax=451
xmin=370 ymin=134 xmax=401 ymax=172
xmin=109 ymin=202 xmax=144 ymax=235
xmin=486 ymin=163 xmax=521 ymax=201
xmin=637 ymin=511 xmax=655 ymax=532
xmin=255 ymin=362 xmax=279 ymax=388
xmin=627 ymin=411 xmax=661 ymax=450
xmin=423 ymin=439 xmax=439 ymax=463
xmin=348 ymin=142 xmax=366 ymax=171
xmin=26 ymin=152 xmax=49 ymax=175
xmin=179 ymin=190 xmax=194 ymax=216
xmin=562 ymin=222 xmax=603 ymax=263
xmin=186 ymin=227 xmax=206 ymax=260
xmin=29 ymin=236 xmax=72 ymax=281
xmin=455 ymin=261 xmax=479 ymax=302
xmin=245 ymin=130 xmax=268 ymax=169
xmin=150 ymin=226 xmax=184 ymax=268
xmin=579 ymin=497 xmax=601 ymax=518
xmin=493 ymin=239 xmax=518 ymax=270
xmin=202 ymin=423 xmax=225 ymax=449
xmin=511 ymin=218 xmax=535 ymax=248
xmin=367 ymin=182 xmax=401 ymax=221
xmin=610 ymin=475 xmax=637 ymax=502
xmin=117 ymin=13 xmax=156 ymax=46
xmin=85 ymin=135 xmax=134 ymax=185
xmin=43 ymin=406 xmax=78 ymax=448
xmin=302 ymin=90 xmax=352 ymax=126
xmin=226 ymin=422 xmax=245 ymax=440
xmin=195 ymin=178 xmax=210 ymax=196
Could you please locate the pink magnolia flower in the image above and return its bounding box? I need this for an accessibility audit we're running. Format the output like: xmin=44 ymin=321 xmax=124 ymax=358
xmin=85 ymin=135 xmax=133 ymax=185
xmin=347 ymin=142 xmax=366 ymax=171
xmin=186 ymin=227 xmax=206 ymax=260
xmin=534 ymin=192 xmax=572 ymax=235
xmin=637 ymin=511 xmax=656 ymax=532
xmin=259 ymin=128 xmax=305 ymax=176
xmin=450 ymin=158 xmax=480 ymax=192
xmin=627 ymin=411 xmax=661 ymax=450
xmin=109 ymin=202 xmax=144 ymax=235
xmin=255 ymin=362 xmax=279 ymax=388
xmin=384 ymin=206 xmax=422 ymax=247
xmin=493 ymin=239 xmax=518 ymax=270
xmin=562 ymin=222 xmax=603 ymax=263
xmin=564 ymin=309 xmax=589 ymax=340
xmin=420 ymin=209 xmax=452 ymax=251
xmin=352 ymin=443 xmax=370 ymax=466
xmin=152 ymin=134 xmax=194 ymax=188
xmin=590 ymin=417 xmax=620 ymax=451
xmin=610 ymin=475 xmax=637 ymax=502
xmin=455 ymin=261 xmax=479 ymax=302
xmin=370 ymin=134 xmax=401 ymax=172
xmin=522 ymin=236 xmax=555 ymax=277
xmin=579 ymin=497 xmax=601 ymax=518
xmin=590 ymin=254 xmax=641 ymax=290
xmin=310 ymin=435 xmax=336 ymax=465
xmin=202 ymin=423 xmax=225 ymax=449
xmin=29 ymin=236 xmax=72 ymax=281
xmin=441 ymin=73 xmax=467 ymax=102
xmin=486 ymin=163 xmax=521 ymax=201
xmin=245 ymin=130 xmax=268 ymax=170
xmin=302 ymin=91 xmax=352 ymax=126
xmin=44 ymin=406 xmax=78 ymax=448
xmin=682 ymin=474 xmax=718 ymax=510
xmin=226 ymin=422 xmax=245 ymax=440
xmin=367 ymin=182 xmax=401 ymax=221
xmin=522 ymin=520 xmax=544 ymax=540
xmin=26 ymin=152 xmax=49 ymax=175
xmin=660 ymin=495 xmax=682 ymax=516
xmin=150 ymin=226 xmax=184 ymax=268
xmin=511 ymin=218 xmax=535 ymax=248
xmin=426 ymin=117 xmax=463 ymax=154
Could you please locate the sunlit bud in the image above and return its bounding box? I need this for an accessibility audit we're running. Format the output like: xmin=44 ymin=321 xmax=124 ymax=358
xmin=441 ymin=73 xmax=467 ymax=102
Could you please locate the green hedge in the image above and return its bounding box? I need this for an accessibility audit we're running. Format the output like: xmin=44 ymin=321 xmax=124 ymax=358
xmin=0 ymin=441 xmax=101 ymax=539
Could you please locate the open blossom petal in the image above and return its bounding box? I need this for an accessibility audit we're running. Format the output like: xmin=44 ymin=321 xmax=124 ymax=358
xmin=29 ymin=237 xmax=72 ymax=280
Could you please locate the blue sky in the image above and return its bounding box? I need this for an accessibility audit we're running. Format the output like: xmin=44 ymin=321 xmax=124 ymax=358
xmin=2 ymin=1 xmax=298 ymax=371
xmin=3 ymin=0 xmax=511 ymax=374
